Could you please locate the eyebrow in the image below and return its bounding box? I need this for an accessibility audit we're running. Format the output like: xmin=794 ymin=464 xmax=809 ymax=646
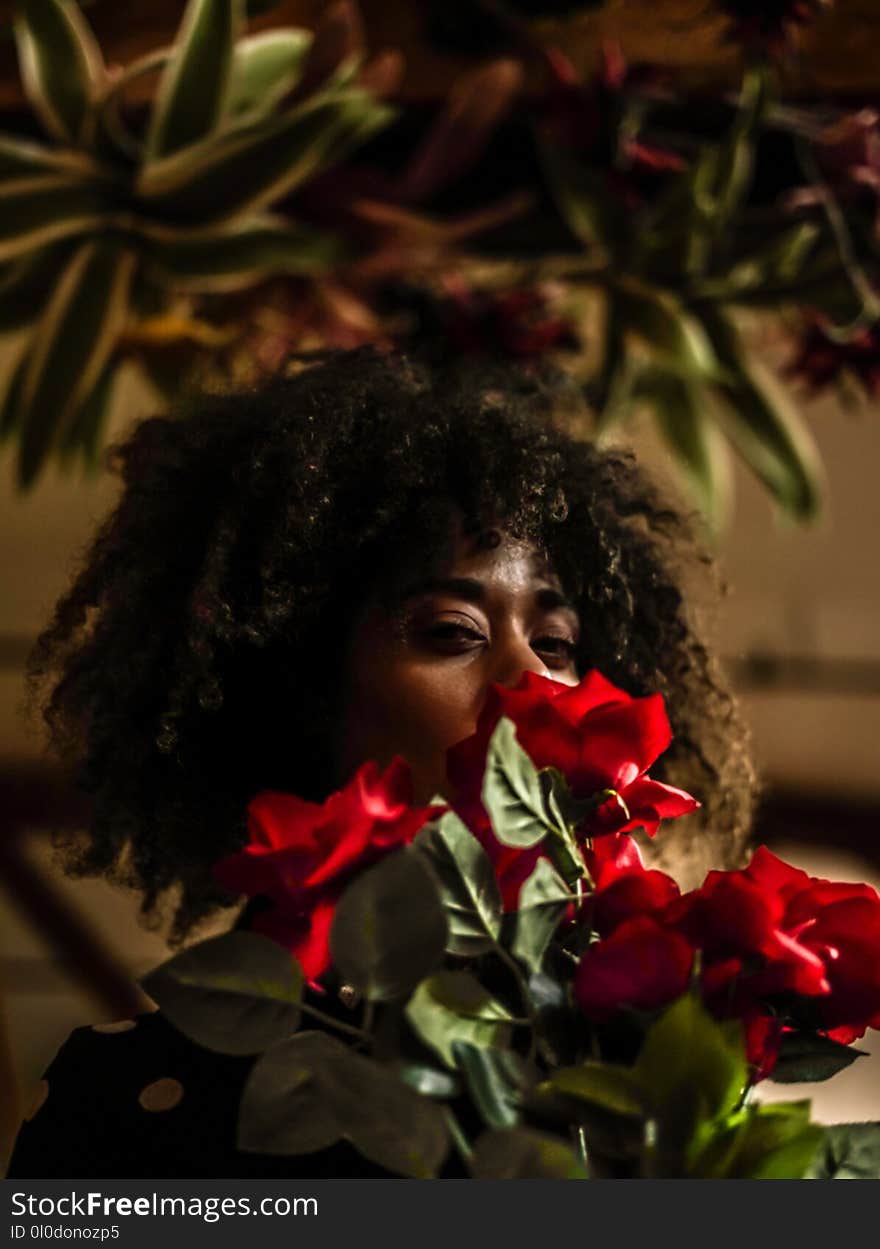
xmin=402 ymin=576 xmax=579 ymax=616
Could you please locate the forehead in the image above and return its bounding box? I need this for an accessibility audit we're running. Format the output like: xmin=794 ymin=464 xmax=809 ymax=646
xmin=442 ymin=522 xmax=559 ymax=588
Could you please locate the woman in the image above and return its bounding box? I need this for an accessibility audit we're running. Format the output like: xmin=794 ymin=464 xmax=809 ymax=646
xmin=7 ymin=347 xmax=755 ymax=1177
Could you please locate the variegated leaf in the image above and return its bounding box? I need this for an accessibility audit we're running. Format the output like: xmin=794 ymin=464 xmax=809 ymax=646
xmin=0 ymin=134 xmax=104 ymax=182
xmin=0 ymin=180 xmax=108 ymax=264
xmin=143 ymin=215 xmax=344 ymax=291
xmin=0 ymin=241 xmax=74 ymax=332
xmin=14 ymin=0 xmax=105 ymax=146
xmin=146 ymin=0 xmax=245 ymax=160
xmin=57 ymin=359 xmax=117 ymax=472
xmin=16 ymin=240 xmax=136 ymax=489
xmin=228 ymin=30 xmax=312 ymax=119
xmin=136 ymin=89 xmax=394 ymax=224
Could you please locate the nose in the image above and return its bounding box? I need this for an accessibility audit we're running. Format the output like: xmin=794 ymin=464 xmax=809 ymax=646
xmin=492 ymin=634 xmax=551 ymax=689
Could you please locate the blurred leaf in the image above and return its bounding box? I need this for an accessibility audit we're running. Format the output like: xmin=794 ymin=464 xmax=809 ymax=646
xmin=805 ymin=1122 xmax=880 ymax=1179
xmin=137 ymin=89 xmax=394 ymax=224
xmin=0 ymin=240 xmax=75 ymax=331
xmin=719 ymin=222 xmax=823 ymax=298
xmin=452 ymin=1042 xmax=529 ymax=1129
xmin=633 ymin=995 xmax=748 ymax=1160
xmin=512 ymin=858 xmax=570 ymax=975
xmin=482 ymin=717 xmax=553 ymax=849
xmin=14 ymin=0 xmax=104 ymax=146
xmin=544 ymin=1062 xmax=647 ymax=1120
xmin=397 ymin=1063 xmax=461 ymax=1100
xmin=16 ymin=239 xmax=135 ymax=490
xmin=769 ymin=1032 xmax=867 ymax=1084
xmin=0 ymin=346 xmax=28 ymax=443
xmin=413 ymin=809 xmax=502 ymax=956
xmin=0 ymin=134 xmax=102 ymax=181
xmin=0 ymin=181 xmax=108 ymax=263
xmin=240 ymin=1030 xmax=450 ymax=1176
xmin=694 ymin=1101 xmax=824 ymax=1179
xmin=405 ymin=972 xmax=512 ymax=1069
xmin=329 ymin=849 xmax=447 ymax=1001
xmin=539 ymin=137 xmax=620 ymax=255
xmin=631 ymin=365 xmax=731 ymax=527
xmin=399 ymin=58 xmax=522 ymax=204
xmin=697 ymin=305 xmax=823 ymax=521
xmin=611 ymin=278 xmax=719 ymax=380
xmin=470 ymin=1127 xmax=588 ymax=1179
xmin=228 ymin=30 xmax=313 ymax=119
xmin=144 ymin=215 xmax=345 ymax=291
xmin=57 ymin=357 xmax=117 ymax=472
xmin=146 ymin=0 xmax=244 ymax=160
xmin=140 ymin=931 xmax=303 ymax=1055
xmin=289 ymin=0 xmax=365 ymax=101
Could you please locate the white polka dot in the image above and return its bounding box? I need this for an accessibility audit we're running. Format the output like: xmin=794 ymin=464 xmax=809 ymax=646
xmin=93 ymin=1019 xmax=138 ymax=1034
xmin=138 ymin=1077 xmax=184 ymax=1112
xmin=24 ymin=1080 xmax=49 ymax=1120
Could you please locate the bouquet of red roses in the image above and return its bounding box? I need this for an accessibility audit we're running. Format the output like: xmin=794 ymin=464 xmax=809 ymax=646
xmin=143 ymin=672 xmax=880 ymax=1179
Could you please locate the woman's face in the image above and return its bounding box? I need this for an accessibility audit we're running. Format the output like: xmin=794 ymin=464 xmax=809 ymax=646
xmin=336 ymin=521 xmax=581 ymax=803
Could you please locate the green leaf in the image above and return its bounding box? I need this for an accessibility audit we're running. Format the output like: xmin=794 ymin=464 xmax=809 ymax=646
xmin=14 ymin=0 xmax=104 ymax=146
xmin=239 ymin=1030 xmax=450 ymax=1177
xmin=0 ymin=241 xmax=75 ymax=332
xmin=136 ymin=88 xmax=395 ymax=225
xmin=694 ymin=1101 xmax=824 ymax=1179
xmin=146 ymin=0 xmax=245 ymax=160
xmin=228 ymin=29 xmax=313 ymax=119
xmin=452 ymin=1042 xmax=530 ymax=1130
xmin=611 ymin=278 xmax=720 ymax=380
xmin=633 ymin=995 xmax=748 ymax=1158
xmin=482 ymin=717 xmax=551 ymax=849
xmin=470 ymin=1127 xmax=588 ymax=1179
xmin=544 ymin=1062 xmax=647 ymax=1120
xmin=0 ymin=134 xmax=103 ymax=182
xmin=143 ymin=215 xmax=344 ymax=292
xmin=397 ymin=1063 xmax=460 ymax=1100
xmin=538 ymin=137 xmax=619 ymax=255
xmin=329 ymin=849 xmax=447 ymax=1002
xmin=0 ymin=347 xmax=29 ymax=444
xmin=405 ymin=972 xmax=512 ymax=1069
xmin=15 ymin=239 xmax=135 ymax=491
xmin=631 ymin=365 xmax=731 ymax=527
xmin=697 ymin=304 xmax=823 ymax=521
xmin=413 ymin=809 xmax=502 ymax=956
xmin=805 ymin=1122 xmax=880 ymax=1179
xmin=140 ymin=930 xmax=303 ymax=1056
xmin=0 ymin=181 xmax=108 ymax=264
xmin=769 ymin=1031 xmax=868 ymax=1085
xmin=512 ymin=858 xmax=570 ymax=975
xmin=56 ymin=358 xmax=117 ymax=473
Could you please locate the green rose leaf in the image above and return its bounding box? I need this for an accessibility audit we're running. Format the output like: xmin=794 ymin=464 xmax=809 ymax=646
xmin=140 ymin=930 xmax=303 ymax=1056
xmin=471 ymin=1127 xmax=588 ymax=1179
xmin=482 ymin=717 xmax=552 ymax=849
xmin=14 ymin=0 xmax=105 ymax=146
xmin=239 ymin=1030 xmax=450 ymax=1177
xmin=805 ymin=1122 xmax=880 ymax=1180
xmin=693 ymin=1101 xmax=825 ymax=1180
xmin=452 ymin=1042 xmax=534 ymax=1130
xmin=146 ymin=0 xmax=245 ymax=160
xmin=413 ymin=809 xmax=502 ymax=956
xmin=544 ymin=1062 xmax=648 ymax=1120
xmin=405 ymin=971 xmax=512 ymax=1069
xmin=329 ymin=848 xmax=447 ymax=1002
xmin=512 ymin=857 xmax=571 ymax=974
xmin=769 ymin=1031 xmax=868 ymax=1084
xmin=633 ymin=994 xmax=748 ymax=1159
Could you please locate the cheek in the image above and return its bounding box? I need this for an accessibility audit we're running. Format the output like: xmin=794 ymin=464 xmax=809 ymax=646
xmin=369 ymin=660 xmax=484 ymax=755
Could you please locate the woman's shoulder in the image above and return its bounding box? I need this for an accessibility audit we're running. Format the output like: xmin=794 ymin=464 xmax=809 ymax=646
xmin=6 ymin=1010 xmax=395 ymax=1179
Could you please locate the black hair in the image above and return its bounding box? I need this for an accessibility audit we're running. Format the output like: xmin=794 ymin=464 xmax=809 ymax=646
xmin=27 ymin=347 xmax=756 ymax=941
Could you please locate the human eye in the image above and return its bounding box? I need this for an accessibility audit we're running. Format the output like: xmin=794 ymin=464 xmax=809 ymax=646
xmin=415 ymin=612 xmax=488 ymax=653
xmin=531 ymin=634 xmax=578 ymax=670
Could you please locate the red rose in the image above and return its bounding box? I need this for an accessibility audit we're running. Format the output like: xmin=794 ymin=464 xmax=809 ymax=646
xmin=447 ymin=670 xmax=699 ymax=908
xmin=584 ymin=833 xmax=682 ymax=938
xmin=574 ymin=915 xmax=695 ymax=1022
xmin=213 ymin=757 xmax=443 ymax=982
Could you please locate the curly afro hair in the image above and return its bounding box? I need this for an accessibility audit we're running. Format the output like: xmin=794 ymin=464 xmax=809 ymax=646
xmin=27 ymin=347 xmax=756 ymax=942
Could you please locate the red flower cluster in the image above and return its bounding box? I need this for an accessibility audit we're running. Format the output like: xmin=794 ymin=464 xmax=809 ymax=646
xmin=448 ymin=669 xmax=699 ymax=909
xmin=574 ymin=842 xmax=880 ymax=1077
xmin=787 ymin=313 xmax=880 ymax=400
xmin=213 ymin=758 xmax=442 ymax=982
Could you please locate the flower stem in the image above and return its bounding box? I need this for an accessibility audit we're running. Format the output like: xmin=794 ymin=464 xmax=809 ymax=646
xmin=444 ymin=1108 xmax=473 ymax=1168
xmin=300 ymin=1001 xmax=371 ymax=1041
